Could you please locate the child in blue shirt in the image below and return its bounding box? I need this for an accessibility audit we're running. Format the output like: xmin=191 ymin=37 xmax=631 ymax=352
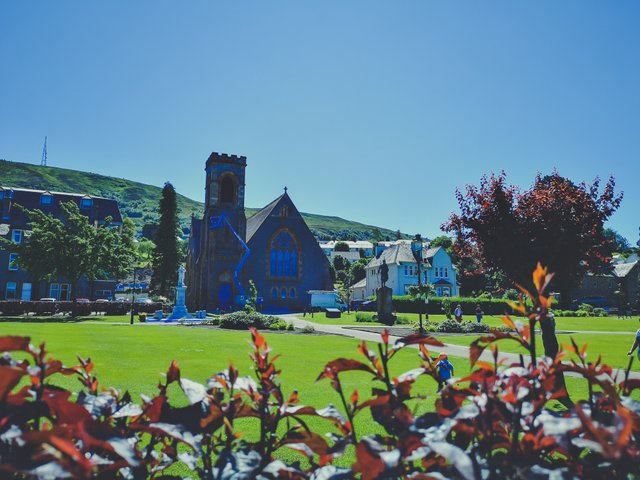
xmin=435 ymin=354 xmax=454 ymax=392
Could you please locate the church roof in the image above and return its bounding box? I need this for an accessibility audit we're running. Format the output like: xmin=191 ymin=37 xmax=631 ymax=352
xmin=246 ymin=193 xmax=286 ymax=242
xmin=614 ymin=261 xmax=638 ymax=278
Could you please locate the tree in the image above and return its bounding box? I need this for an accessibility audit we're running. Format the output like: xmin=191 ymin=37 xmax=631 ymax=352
xmin=245 ymin=280 xmax=258 ymax=313
xmin=1 ymin=202 xmax=135 ymax=308
xmin=443 ymin=172 xmax=622 ymax=356
xmin=151 ymin=183 xmax=180 ymax=297
xmin=346 ymin=259 xmax=367 ymax=287
xmin=334 ymin=241 xmax=350 ymax=252
xmin=395 ymin=229 xmax=402 ymax=240
xmin=429 ymin=235 xmax=453 ymax=250
xmin=603 ymin=228 xmax=631 ymax=253
xmin=371 ymin=228 xmax=383 ymax=243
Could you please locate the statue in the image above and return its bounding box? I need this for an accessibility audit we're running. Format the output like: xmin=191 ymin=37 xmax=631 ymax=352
xmin=378 ymin=259 xmax=389 ymax=288
xmin=178 ymin=265 xmax=186 ymax=287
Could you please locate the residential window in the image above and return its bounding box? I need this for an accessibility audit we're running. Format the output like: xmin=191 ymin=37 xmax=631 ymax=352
xmin=8 ymin=253 xmax=18 ymax=271
xmin=21 ymin=283 xmax=32 ymax=301
xmin=80 ymin=198 xmax=93 ymax=209
xmin=443 ymin=287 xmax=451 ymax=297
xmin=50 ymin=283 xmax=60 ymax=300
xmin=5 ymin=282 xmax=17 ymax=300
xmin=12 ymin=230 xmax=22 ymax=244
xmin=404 ymin=266 xmax=408 ymax=276
xmin=40 ymin=194 xmax=53 ymax=205
xmin=444 ymin=267 xmax=449 ymax=278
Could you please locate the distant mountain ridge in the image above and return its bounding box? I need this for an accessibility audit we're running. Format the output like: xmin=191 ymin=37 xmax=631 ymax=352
xmin=0 ymin=159 xmax=403 ymax=240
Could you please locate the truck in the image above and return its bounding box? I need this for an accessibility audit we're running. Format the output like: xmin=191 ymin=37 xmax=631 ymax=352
xmin=307 ymin=290 xmax=347 ymax=311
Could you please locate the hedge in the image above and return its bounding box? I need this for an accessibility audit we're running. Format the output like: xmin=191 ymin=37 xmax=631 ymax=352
xmin=391 ymin=296 xmax=513 ymax=316
xmin=0 ymin=300 xmax=164 ymax=316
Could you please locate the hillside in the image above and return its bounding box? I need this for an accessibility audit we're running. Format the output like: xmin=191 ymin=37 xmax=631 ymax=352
xmin=0 ymin=160 xmax=403 ymax=240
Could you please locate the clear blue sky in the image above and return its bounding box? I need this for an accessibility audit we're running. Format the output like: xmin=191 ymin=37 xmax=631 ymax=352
xmin=1 ymin=1 xmax=638 ymax=243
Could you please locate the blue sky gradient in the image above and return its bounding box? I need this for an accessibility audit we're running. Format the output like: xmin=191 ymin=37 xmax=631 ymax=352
xmin=1 ymin=1 xmax=638 ymax=242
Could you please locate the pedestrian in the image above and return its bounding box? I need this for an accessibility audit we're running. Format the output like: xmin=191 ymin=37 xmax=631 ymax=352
xmin=454 ymin=304 xmax=463 ymax=322
xmin=435 ymin=354 xmax=454 ymax=392
xmin=475 ymin=303 xmax=483 ymax=324
xmin=627 ymin=319 xmax=640 ymax=361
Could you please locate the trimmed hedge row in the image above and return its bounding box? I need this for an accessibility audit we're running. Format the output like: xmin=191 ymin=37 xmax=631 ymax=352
xmin=0 ymin=301 xmax=164 ymax=316
xmin=391 ymin=296 xmax=513 ymax=316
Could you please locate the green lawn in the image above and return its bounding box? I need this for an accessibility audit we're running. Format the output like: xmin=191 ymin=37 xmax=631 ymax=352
xmin=442 ymin=333 xmax=640 ymax=373
xmin=301 ymin=311 xmax=640 ymax=333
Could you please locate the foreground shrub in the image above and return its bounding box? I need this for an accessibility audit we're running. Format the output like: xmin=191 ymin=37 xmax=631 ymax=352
xmin=0 ymin=265 xmax=639 ymax=478
xmin=435 ymin=318 xmax=493 ymax=334
xmin=218 ymin=311 xmax=278 ymax=329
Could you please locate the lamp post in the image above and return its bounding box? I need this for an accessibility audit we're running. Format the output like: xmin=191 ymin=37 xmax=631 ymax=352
xmin=129 ymin=267 xmax=136 ymax=325
xmin=412 ymin=234 xmax=424 ymax=334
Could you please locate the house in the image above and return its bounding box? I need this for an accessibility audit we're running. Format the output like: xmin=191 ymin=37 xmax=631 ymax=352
xmin=328 ymin=250 xmax=361 ymax=264
xmin=349 ymin=278 xmax=367 ymax=302
xmin=572 ymin=259 xmax=640 ymax=308
xmin=361 ymin=243 xmax=459 ymax=298
xmin=0 ymin=187 xmax=123 ymax=301
xmin=319 ymin=240 xmax=374 ymax=258
xmin=186 ymin=152 xmax=333 ymax=312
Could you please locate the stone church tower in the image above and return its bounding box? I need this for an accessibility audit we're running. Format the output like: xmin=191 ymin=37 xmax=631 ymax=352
xmin=190 ymin=152 xmax=247 ymax=310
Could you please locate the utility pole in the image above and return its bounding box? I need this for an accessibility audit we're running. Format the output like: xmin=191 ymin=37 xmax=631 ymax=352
xmin=412 ymin=234 xmax=424 ymax=334
xmin=41 ymin=137 xmax=48 ymax=166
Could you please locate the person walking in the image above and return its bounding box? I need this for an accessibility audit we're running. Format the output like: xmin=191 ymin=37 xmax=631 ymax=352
xmin=475 ymin=303 xmax=483 ymax=324
xmin=627 ymin=319 xmax=640 ymax=361
xmin=454 ymin=304 xmax=463 ymax=322
xmin=435 ymin=354 xmax=454 ymax=392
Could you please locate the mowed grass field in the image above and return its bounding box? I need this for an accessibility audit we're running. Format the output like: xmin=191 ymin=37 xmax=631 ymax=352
xmin=0 ymin=321 xmax=598 ymax=412
xmin=302 ymin=311 xmax=640 ymax=333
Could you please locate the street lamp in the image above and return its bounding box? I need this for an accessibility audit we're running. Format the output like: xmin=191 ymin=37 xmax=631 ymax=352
xmin=129 ymin=266 xmax=137 ymax=325
xmin=411 ymin=234 xmax=425 ymax=334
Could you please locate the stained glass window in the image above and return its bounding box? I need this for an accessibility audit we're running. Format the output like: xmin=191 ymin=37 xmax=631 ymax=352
xmin=269 ymin=231 xmax=298 ymax=278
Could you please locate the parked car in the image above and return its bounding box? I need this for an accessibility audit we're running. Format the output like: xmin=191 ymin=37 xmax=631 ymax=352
xmin=75 ymin=298 xmax=90 ymax=303
xmin=358 ymin=300 xmax=376 ymax=312
xmin=135 ymin=298 xmax=154 ymax=304
xmin=39 ymin=298 xmax=56 ymax=302
xmin=95 ymin=299 xmax=110 ymax=304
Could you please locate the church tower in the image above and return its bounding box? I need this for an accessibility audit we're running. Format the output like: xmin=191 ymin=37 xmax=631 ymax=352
xmin=198 ymin=152 xmax=247 ymax=310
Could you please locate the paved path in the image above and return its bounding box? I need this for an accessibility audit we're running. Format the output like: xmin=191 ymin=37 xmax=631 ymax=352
xmin=278 ymin=314 xmax=640 ymax=381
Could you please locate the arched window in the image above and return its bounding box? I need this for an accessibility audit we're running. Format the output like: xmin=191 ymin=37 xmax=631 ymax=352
xmin=289 ymin=287 xmax=296 ymax=299
xmin=271 ymin=287 xmax=278 ymax=299
xmin=281 ymin=287 xmax=287 ymax=299
xmin=269 ymin=231 xmax=298 ymax=278
xmin=219 ymin=176 xmax=236 ymax=204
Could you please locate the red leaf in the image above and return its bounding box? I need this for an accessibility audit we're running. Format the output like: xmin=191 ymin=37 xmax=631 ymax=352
xmin=317 ymin=358 xmax=375 ymax=381
xmin=0 ymin=366 xmax=25 ymax=400
xmin=394 ymin=333 xmax=444 ymax=349
xmin=0 ymin=336 xmax=31 ymax=353
xmin=167 ymin=360 xmax=180 ymax=384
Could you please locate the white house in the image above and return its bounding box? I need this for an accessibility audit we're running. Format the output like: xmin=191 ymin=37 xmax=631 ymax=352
xmin=361 ymin=243 xmax=459 ymax=298
xmin=349 ymin=278 xmax=367 ymax=302
xmin=319 ymin=240 xmax=374 ymax=258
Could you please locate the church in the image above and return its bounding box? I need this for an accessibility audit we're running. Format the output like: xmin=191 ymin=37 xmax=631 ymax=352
xmin=186 ymin=151 xmax=333 ymax=312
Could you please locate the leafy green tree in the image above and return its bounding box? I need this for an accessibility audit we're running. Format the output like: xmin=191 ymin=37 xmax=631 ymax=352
xmin=0 ymin=202 xmax=135 ymax=307
xmin=603 ymin=228 xmax=631 ymax=253
xmin=346 ymin=259 xmax=367 ymax=287
xmin=151 ymin=183 xmax=180 ymax=297
xmin=334 ymin=241 xmax=350 ymax=252
xmin=429 ymin=235 xmax=453 ymax=250
xmin=371 ymin=228 xmax=383 ymax=243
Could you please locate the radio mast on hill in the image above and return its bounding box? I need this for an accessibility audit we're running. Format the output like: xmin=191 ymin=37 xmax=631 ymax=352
xmin=41 ymin=136 xmax=47 ymax=166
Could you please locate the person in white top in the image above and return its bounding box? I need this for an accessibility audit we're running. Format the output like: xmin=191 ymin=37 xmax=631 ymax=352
xmin=627 ymin=320 xmax=640 ymax=361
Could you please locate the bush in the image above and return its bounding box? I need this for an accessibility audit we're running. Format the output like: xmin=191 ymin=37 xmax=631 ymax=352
xmin=579 ymin=302 xmax=594 ymax=312
xmin=436 ymin=319 xmax=493 ymax=334
xmin=301 ymin=325 xmax=315 ymax=334
xmin=218 ymin=311 xmax=278 ymax=330
xmin=286 ymin=322 xmax=294 ymax=331
xmin=138 ymin=313 xmax=146 ymax=322
xmin=502 ymin=288 xmax=519 ymax=300
xmin=268 ymin=320 xmax=289 ymax=331
xmin=593 ymin=307 xmax=607 ymax=317
xmin=355 ymin=312 xmax=376 ymax=323
xmin=392 ymin=295 xmax=513 ymax=317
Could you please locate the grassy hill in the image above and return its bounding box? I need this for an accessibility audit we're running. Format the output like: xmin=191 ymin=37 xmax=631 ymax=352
xmin=0 ymin=160 xmax=403 ymax=240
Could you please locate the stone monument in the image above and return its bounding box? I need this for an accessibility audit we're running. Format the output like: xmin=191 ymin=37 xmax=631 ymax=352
xmin=376 ymin=259 xmax=396 ymax=325
xmin=166 ymin=265 xmax=193 ymax=321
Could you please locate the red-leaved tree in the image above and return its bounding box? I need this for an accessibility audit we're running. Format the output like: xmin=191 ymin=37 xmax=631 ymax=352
xmin=443 ymin=172 xmax=622 ymax=355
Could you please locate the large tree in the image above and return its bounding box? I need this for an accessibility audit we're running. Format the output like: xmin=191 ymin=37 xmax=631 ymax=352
xmin=1 ymin=202 xmax=135 ymax=305
xmin=151 ymin=182 xmax=180 ymax=297
xmin=443 ymin=172 xmax=622 ymax=356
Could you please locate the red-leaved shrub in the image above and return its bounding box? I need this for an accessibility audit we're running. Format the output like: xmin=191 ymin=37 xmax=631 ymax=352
xmin=0 ymin=265 xmax=639 ymax=478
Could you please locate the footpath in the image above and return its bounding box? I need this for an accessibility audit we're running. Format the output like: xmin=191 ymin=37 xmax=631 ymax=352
xmin=278 ymin=314 xmax=640 ymax=382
